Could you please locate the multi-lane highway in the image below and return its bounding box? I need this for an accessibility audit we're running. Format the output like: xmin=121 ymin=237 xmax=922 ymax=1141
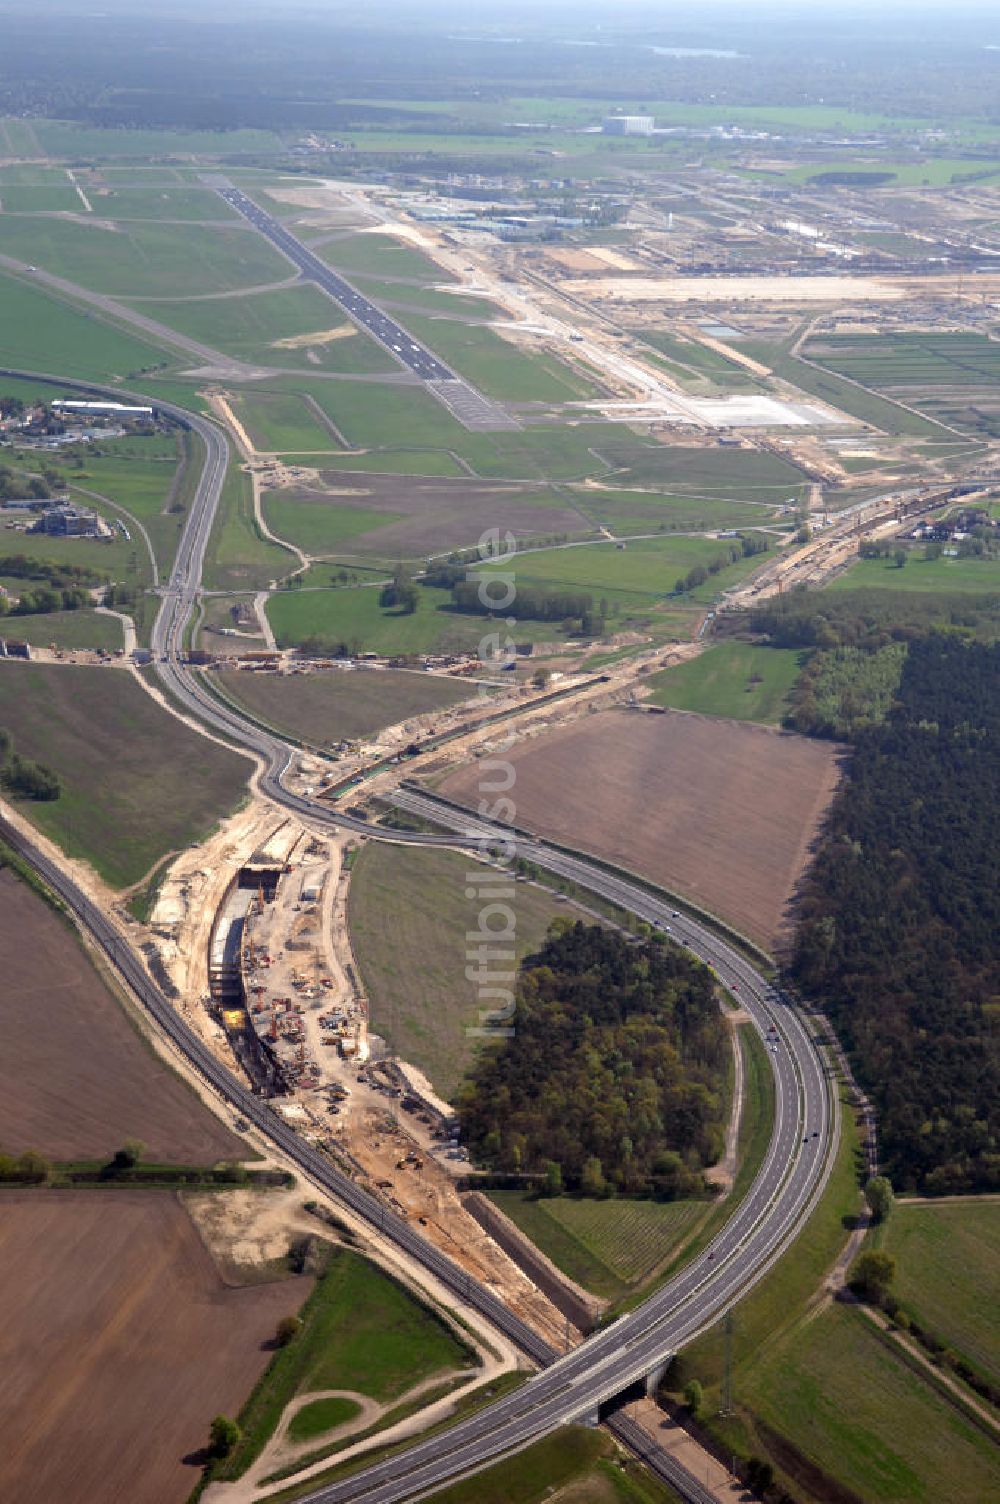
xmin=6 ymin=367 xmax=838 ymax=1502
xmin=152 ymin=497 xmax=837 ymax=1498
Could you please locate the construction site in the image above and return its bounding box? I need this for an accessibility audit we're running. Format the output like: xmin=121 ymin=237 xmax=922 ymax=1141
xmin=160 ymin=805 xmax=585 ymax=1352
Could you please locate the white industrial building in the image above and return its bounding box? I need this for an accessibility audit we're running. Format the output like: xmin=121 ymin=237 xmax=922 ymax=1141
xmin=52 ymin=400 xmax=154 ymax=418
xmin=602 ymin=115 xmax=655 ymax=136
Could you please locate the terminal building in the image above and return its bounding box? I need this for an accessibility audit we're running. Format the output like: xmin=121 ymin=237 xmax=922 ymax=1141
xmin=602 ymin=115 xmax=655 ymax=136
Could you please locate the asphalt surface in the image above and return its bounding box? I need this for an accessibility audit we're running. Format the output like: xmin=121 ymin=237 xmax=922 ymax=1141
xmin=217 ymin=185 xmax=454 ymax=382
xmin=214 ymin=184 xmax=521 ymax=430
xmin=5 ymin=366 xmax=838 ymax=1502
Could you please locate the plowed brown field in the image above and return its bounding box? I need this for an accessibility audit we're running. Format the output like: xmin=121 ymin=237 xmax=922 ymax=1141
xmin=0 ymin=1192 xmax=302 ymax=1504
xmin=439 ymin=708 xmax=844 ymax=950
xmin=0 ymin=870 xmax=243 ymax=1163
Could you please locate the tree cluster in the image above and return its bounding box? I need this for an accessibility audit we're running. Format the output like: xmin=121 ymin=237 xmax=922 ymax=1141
xmin=0 ymin=468 xmax=53 ymax=503
xmin=458 ymin=922 xmax=727 ymax=1197
xmin=451 ymin=578 xmax=595 ymax=630
xmin=2 ymin=585 xmax=91 ymax=618
xmin=785 ymin=642 xmax=907 ymax=738
xmin=674 ymin=534 xmax=768 ymax=596
xmin=0 ymin=554 xmax=97 ymax=589
xmin=0 ymin=1147 xmax=50 ymax=1183
xmin=790 ymin=637 xmax=1000 ymax=1193
xmin=0 ymin=728 xmax=61 ymax=802
xmin=379 ymin=564 xmax=418 ymax=615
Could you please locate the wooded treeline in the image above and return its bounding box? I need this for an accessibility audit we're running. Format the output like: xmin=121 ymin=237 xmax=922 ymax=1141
xmin=458 ymin=923 xmax=727 ymax=1198
xmin=790 ymin=636 xmax=999 ymax=1193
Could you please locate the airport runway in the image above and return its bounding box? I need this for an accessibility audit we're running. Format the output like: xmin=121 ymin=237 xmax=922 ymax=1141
xmin=215 ymin=184 xmax=520 ymax=431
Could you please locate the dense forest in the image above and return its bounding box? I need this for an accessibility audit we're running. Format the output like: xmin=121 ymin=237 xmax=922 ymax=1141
xmin=786 ymin=642 xmax=907 ymax=738
xmin=743 ymin=587 xmax=1000 ymax=651
xmin=0 ymin=6 xmax=997 ymax=129
xmin=458 ymin=922 xmax=727 ymax=1198
xmin=790 ymin=637 xmax=999 ymax=1194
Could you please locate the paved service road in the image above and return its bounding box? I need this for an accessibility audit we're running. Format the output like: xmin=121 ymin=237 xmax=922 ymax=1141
xmin=5 ymin=366 xmax=837 ymax=1503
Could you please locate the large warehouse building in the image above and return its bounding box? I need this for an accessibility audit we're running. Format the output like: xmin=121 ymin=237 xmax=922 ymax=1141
xmin=602 ymin=115 xmax=655 ymax=136
xmin=52 ymin=400 xmax=154 ymax=419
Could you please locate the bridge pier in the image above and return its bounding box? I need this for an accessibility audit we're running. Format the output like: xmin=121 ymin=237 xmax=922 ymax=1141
xmin=645 ymin=1354 xmax=674 ymax=1398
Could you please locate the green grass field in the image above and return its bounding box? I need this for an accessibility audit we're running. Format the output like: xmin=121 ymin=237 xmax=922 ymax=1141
xmin=828 ymin=552 xmax=1000 ymax=594
xmin=30 ymin=119 xmax=285 ymax=159
xmin=7 ymin=431 xmax=194 ymax=627
xmin=261 ymin=496 xmax=392 ymax=555
xmin=577 ymin=487 xmax=779 ymax=535
xmin=0 ymin=609 xmax=125 ymax=651
xmin=477 ymin=534 xmax=768 ymax=608
xmin=0 ymin=164 xmax=73 ymax=185
xmin=233 ymin=393 xmax=342 ymax=454
xmin=286 ymin=1396 xmax=362 ymax=1445
xmin=301 ymin=380 xmax=470 ymax=451
xmin=884 ymin=1200 xmax=1000 ymax=1384
xmin=349 ymin=277 xmax=501 ymax=320
xmin=641 ymin=332 xmax=762 ymax=391
xmin=349 ymin=845 xmax=568 ymax=1099
xmin=267 ymin=579 xmax=562 ymax=656
xmin=789 ymin=158 xmax=1000 ymax=188
xmin=487 ymin=1193 xmax=710 ymax=1303
xmin=265 ymin=381 xmax=628 ymax=480
xmin=0 ymin=215 xmax=288 ymax=297
xmin=336 ymin=94 xmax=997 ymax=139
xmin=597 ymin=443 xmax=806 ymax=495
xmin=0 ymin=519 xmax=137 ymax=585
xmin=54 ymin=435 xmax=197 ymax=577
xmin=645 ymin=643 xmax=806 ymax=723
xmin=0 ymin=271 xmax=172 ymax=383
xmin=210 ymin=1247 xmax=476 ymax=1483
xmin=397 ymin=315 xmax=597 ymax=402
xmin=84 ymin=184 xmax=240 ymax=221
xmin=0 ymin=663 xmax=250 ymax=886
xmin=311 ymin=232 xmax=455 ymax=284
xmin=0 ymin=185 xmax=84 ymax=213
xmin=305 ymin=449 xmax=466 ymax=478
xmin=213 ymin=667 xmax=474 ymax=746
xmin=452 ymin=424 xmax=623 ymax=482
xmin=744 ymin=1304 xmax=1000 ymax=1504
xmin=744 ymin=339 xmax=959 ymax=439
xmin=421 ymin=1427 xmax=676 ymax=1504
xmin=127 ymin=284 xmax=396 ymax=374
xmin=203 ymin=464 xmax=297 ymax=591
